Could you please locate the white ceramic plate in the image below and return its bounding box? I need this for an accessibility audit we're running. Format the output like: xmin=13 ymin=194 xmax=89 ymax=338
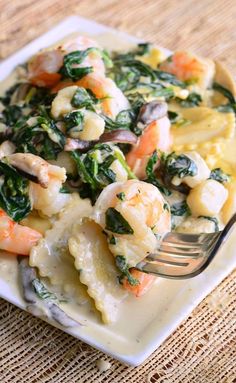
xmin=0 ymin=16 xmax=236 ymax=366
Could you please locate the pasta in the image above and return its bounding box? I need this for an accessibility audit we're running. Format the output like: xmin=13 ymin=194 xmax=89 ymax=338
xmin=30 ymin=194 xmax=92 ymax=304
xmin=69 ymin=220 xmax=127 ymax=324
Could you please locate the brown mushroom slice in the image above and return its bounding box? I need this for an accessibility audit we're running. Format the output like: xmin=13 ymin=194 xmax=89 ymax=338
xmin=5 ymin=153 xmax=66 ymax=188
xmin=137 ymin=101 xmax=168 ymax=125
xmin=214 ymin=61 xmax=236 ymax=97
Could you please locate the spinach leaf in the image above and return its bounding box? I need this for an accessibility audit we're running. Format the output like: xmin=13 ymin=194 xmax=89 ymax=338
xmin=109 ymin=235 xmax=117 ymax=245
xmin=71 ymin=87 xmax=97 ymax=110
xmin=61 ymin=48 xmax=112 ymax=81
xmin=136 ymin=43 xmax=151 ymax=56
xmin=60 ymin=49 xmax=94 ymax=80
xmin=0 ymin=83 xmax=21 ymax=106
xmin=105 ymin=207 xmax=134 ymax=234
xmin=171 ymin=201 xmax=190 ymax=216
xmin=178 ymin=92 xmax=202 ymax=107
xmin=64 ymin=111 xmax=84 ymax=134
xmin=0 ymin=161 xmax=31 ymax=221
xmin=32 ymin=279 xmax=58 ymax=301
xmin=145 ymin=151 xmax=171 ymax=196
xmin=164 ymin=153 xmax=198 ymax=178
xmin=71 ymin=144 xmax=134 ymax=202
xmin=115 ymin=255 xmax=139 ymax=286
xmin=116 ymin=192 xmax=126 ymax=201
xmin=199 ymin=216 xmax=219 ymax=232
xmin=146 ymin=150 xmax=159 ymax=178
xmin=146 ymin=177 xmax=172 ymax=197
xmin=213 ymin=82 xmax=235 ymax=104
xmin=168 ymin=111 xmax=179 ymax=123
xmin=102 ymin=109 xmax=135 ymax=131
xmin=12 ymin=112 xmax=65 ymax=160
xmin=209 ymin=168 xmax=230 ymax=183
xmin=2 ymin=105 xmax=23 ymax=127
xmin=113 ymin=58 xmax=156 ymax=82
xmin=155 ymin=70 xmax=186 ymax=88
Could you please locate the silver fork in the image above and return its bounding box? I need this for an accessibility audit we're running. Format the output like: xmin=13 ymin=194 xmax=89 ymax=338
xmin=136 ymin=213 xmax=236 ymax=279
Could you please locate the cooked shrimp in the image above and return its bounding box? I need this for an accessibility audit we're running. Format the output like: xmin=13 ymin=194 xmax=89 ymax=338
xmin=126 ymin=116 xmax=171 ymax=178
xmin=159 ymin=51 xmax=215 ymax=89
xmin=122 ymin=269 xmax=155 ymax=297
xmin=93 ymin=180 xmax=171 ymax=296
xmin=0 ymin=210 xmax=42 ymax=255
xmin=6 ymin=152 xmax=70 ymax=216
xmin=28 ymin=35 xmax=106 ymax=88
xmin=76 ymin=73 xmax=130 ymax=119
xmin=52 ymin=72 xmax=130 ymax=119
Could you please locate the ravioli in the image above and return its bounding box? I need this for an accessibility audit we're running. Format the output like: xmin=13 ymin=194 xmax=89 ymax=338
xmin=171 ymin=106 xmax=235 ymax=168
xmin=30 ymin=194 xmax=93 ymax=304
xmin=69 ymin=219 xmax=127 ymax=324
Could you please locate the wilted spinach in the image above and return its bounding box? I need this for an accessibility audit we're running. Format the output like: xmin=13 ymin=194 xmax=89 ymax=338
xmin=145 ymin=151 xmax=171 ymax=196
xmin=177 ymin=92 xmax=202 ymax=107
xmin=209 ymin=168 xmax=230 ymax=183
xmin=61 ymin=48 xmax=112 ymax=81
xmin=71 ymin=87 xmax=97 ymax=110
xmin=213 ymin=82 xmax=235 ymax=104
xmin=71 ymin=144 xmax=134 ymax=202
xmin=0 ymin=161 xmax=31 ymax=222
xmin=105 ymin=207 xmax=134 ymax=234
xmin=12 ymin=111 xmax=65 ymax=160
xmin=64 ymin=110 xmax=84 ymax=135
xmin=115 ymin=255 xmax=139 ymax=286
xmin=163 ymin=152 xmax=197 ymax=179
xmin=171 ymin=201 xmax=190 ymax=216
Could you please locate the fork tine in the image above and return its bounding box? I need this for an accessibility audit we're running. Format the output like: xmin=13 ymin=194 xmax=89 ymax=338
xmin=137 ymin=213 xmax=236 ymax=279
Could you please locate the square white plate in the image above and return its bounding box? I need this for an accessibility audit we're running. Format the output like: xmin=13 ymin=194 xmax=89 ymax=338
xmin=0 ymin=16 xmax=236 ymax=366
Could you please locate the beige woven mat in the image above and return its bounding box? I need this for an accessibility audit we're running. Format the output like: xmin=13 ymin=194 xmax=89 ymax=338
xmin=0 ymin=1 xmax=236 ymax=382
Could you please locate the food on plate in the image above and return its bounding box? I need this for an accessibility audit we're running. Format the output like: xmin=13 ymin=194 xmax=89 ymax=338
xmin=0 ymin=34 xmax=235 ymax=324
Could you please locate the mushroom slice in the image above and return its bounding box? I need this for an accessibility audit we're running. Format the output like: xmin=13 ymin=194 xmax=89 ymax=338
xmin=69 ymin=219 xmax=127 ymax=324
xmin=5 ymin=153 xmax=66 ymax=188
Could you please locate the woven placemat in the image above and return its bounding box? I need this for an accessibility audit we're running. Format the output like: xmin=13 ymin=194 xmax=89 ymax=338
xmin=0 ymin=1 xmax=236 ymax=382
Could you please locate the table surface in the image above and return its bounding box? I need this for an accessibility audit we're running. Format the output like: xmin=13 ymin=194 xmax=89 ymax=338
xmin=0 ymin=1 xmax=236 ymax=382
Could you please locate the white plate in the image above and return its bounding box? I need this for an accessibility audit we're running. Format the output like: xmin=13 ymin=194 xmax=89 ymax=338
xmin=0 ymin=16 xmax=236 ymax=366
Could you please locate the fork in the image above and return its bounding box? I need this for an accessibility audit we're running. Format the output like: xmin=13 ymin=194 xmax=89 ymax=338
xmin=136 ymin=213 xmax=236 ymax=279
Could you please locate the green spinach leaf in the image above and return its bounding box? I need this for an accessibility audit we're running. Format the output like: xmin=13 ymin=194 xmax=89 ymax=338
xmin=164 ymin=153 xmax=198 ymax=178
xmin=171 ymin=201 xmax=190 ymax=216
xmin=115 ymin=255 xmax=139 ymax=286
xmin=0 ymin=161 xmax=31 ymax=222
xmin=105 ymin=207 xmax=134 ymax=234
xmin=209 ymin=168 xmax=230 ymax=183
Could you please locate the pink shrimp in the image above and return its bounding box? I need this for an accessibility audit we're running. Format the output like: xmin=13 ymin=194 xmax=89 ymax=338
xmin=27 ymin=35 xmax=106 ymax=88
xmin=126 ymin=116 xmax=171 ymax=178
xmin=93 ymin=180 xmax=171 ymax=296
xmin=52 ymin=72 xmax=130 ymax=119
xmin=122 ymin=269 xmax=155 ymax=297
xmin=0 ymin=210 xmax=42 ymax=255
xmin=76 ymin=73 xmax=130 ymax=119
xmin=159 ymin=51 xmax=215 ymax=89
